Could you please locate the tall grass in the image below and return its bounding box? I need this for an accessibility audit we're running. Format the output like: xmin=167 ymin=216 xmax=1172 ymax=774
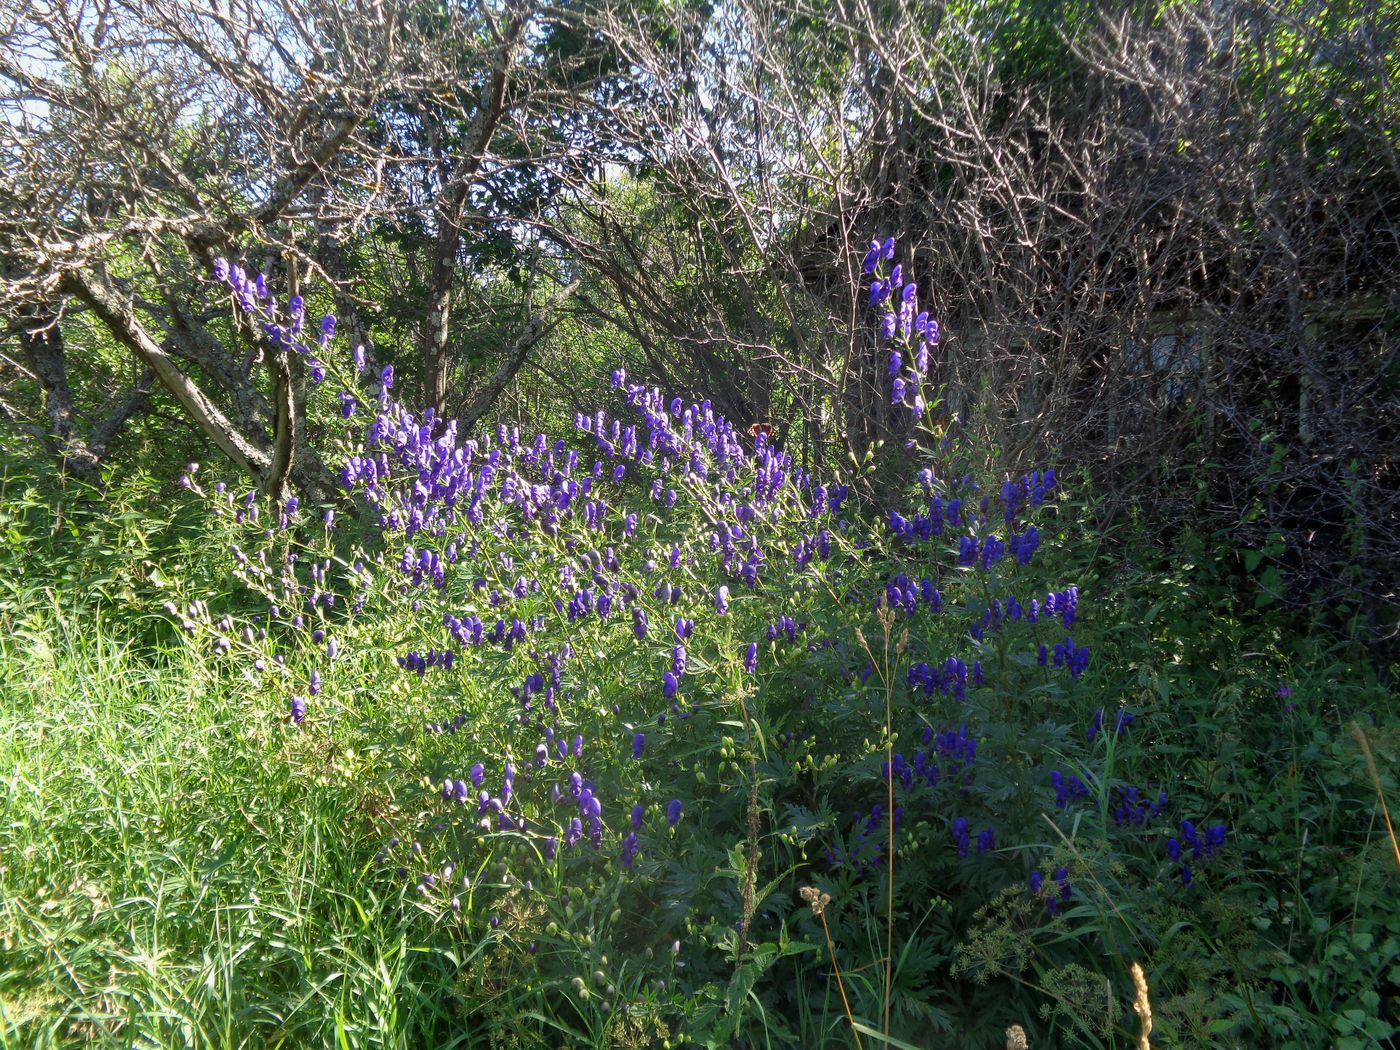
xmin=0 ymin=611 xmax=487 ymax=1049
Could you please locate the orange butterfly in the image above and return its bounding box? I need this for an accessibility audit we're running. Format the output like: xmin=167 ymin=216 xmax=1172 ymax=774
xmin=748 ymin=422 xmax=774 ymax=439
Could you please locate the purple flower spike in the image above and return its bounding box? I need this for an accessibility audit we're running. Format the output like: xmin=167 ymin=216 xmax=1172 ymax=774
xmin=666 ymin=799 xmax=683 ymax=826
xmin=290 ymin=696 xmax=307 ymax=725
xmin=632 ymin=732 xmax=646 ymax=758
xmin=620 ymin=831 xmax=638 ymax=869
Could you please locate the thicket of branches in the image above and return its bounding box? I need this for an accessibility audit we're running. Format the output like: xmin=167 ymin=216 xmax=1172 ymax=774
xmin=0 ymin=0 xmax=611 ymax=496
xmin=3 ymin=0 xmax=1396 ymax=639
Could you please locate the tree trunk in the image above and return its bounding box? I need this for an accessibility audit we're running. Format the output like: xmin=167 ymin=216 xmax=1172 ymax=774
xmin=63 ymin=269 xmax=273 ymax=480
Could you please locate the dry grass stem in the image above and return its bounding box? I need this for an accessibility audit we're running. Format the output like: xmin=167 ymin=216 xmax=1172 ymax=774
xmin=1350 ymin=722 xmax=1400 ymax=875
xmin=802 ymin=887 xmax=862 ymax=1050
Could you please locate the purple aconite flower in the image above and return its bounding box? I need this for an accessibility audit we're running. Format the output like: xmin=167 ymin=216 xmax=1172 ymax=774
xmin=620 ymin=831 xmax=638 ymax=869
xmin=631 ymin=803 xmax=645 ymax=830
xmin=715 ymin=585 xmax=730 ymax=614
xmin=666 ymin=799 xmax=683 ymax=826
xmin=743 ymin=642 xmax=758 ymax=674
xmin=632 ymin=732 xmax=646 ymax=758
xmin=951 ymin=817 xmax=970 ymax=856
xmin=290 ymin=696 xmax=307 ymax=725
xmin=1204 ymin=823 xmax=1227 ymax=855
xmin=861 ymin=239 xmax=881 ymax=274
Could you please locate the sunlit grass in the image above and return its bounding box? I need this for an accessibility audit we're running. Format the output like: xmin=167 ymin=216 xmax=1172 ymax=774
xmin=0 ymin=615 xmax=482 ymax=1049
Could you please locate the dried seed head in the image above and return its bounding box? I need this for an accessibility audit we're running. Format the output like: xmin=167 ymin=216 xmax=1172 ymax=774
xmin=1130 ymin=962 xmax=1152 ymax=1050
xmin=799 ymin=885 xmax=831 ymax=916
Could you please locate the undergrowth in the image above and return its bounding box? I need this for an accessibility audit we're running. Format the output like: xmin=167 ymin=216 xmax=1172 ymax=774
xmin=1 ymin=239 xmax=1395 ymax=1049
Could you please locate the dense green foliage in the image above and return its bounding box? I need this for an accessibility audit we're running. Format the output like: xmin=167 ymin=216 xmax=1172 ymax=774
xmin=2 ymin=250 xmax=1395 ymax=1048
